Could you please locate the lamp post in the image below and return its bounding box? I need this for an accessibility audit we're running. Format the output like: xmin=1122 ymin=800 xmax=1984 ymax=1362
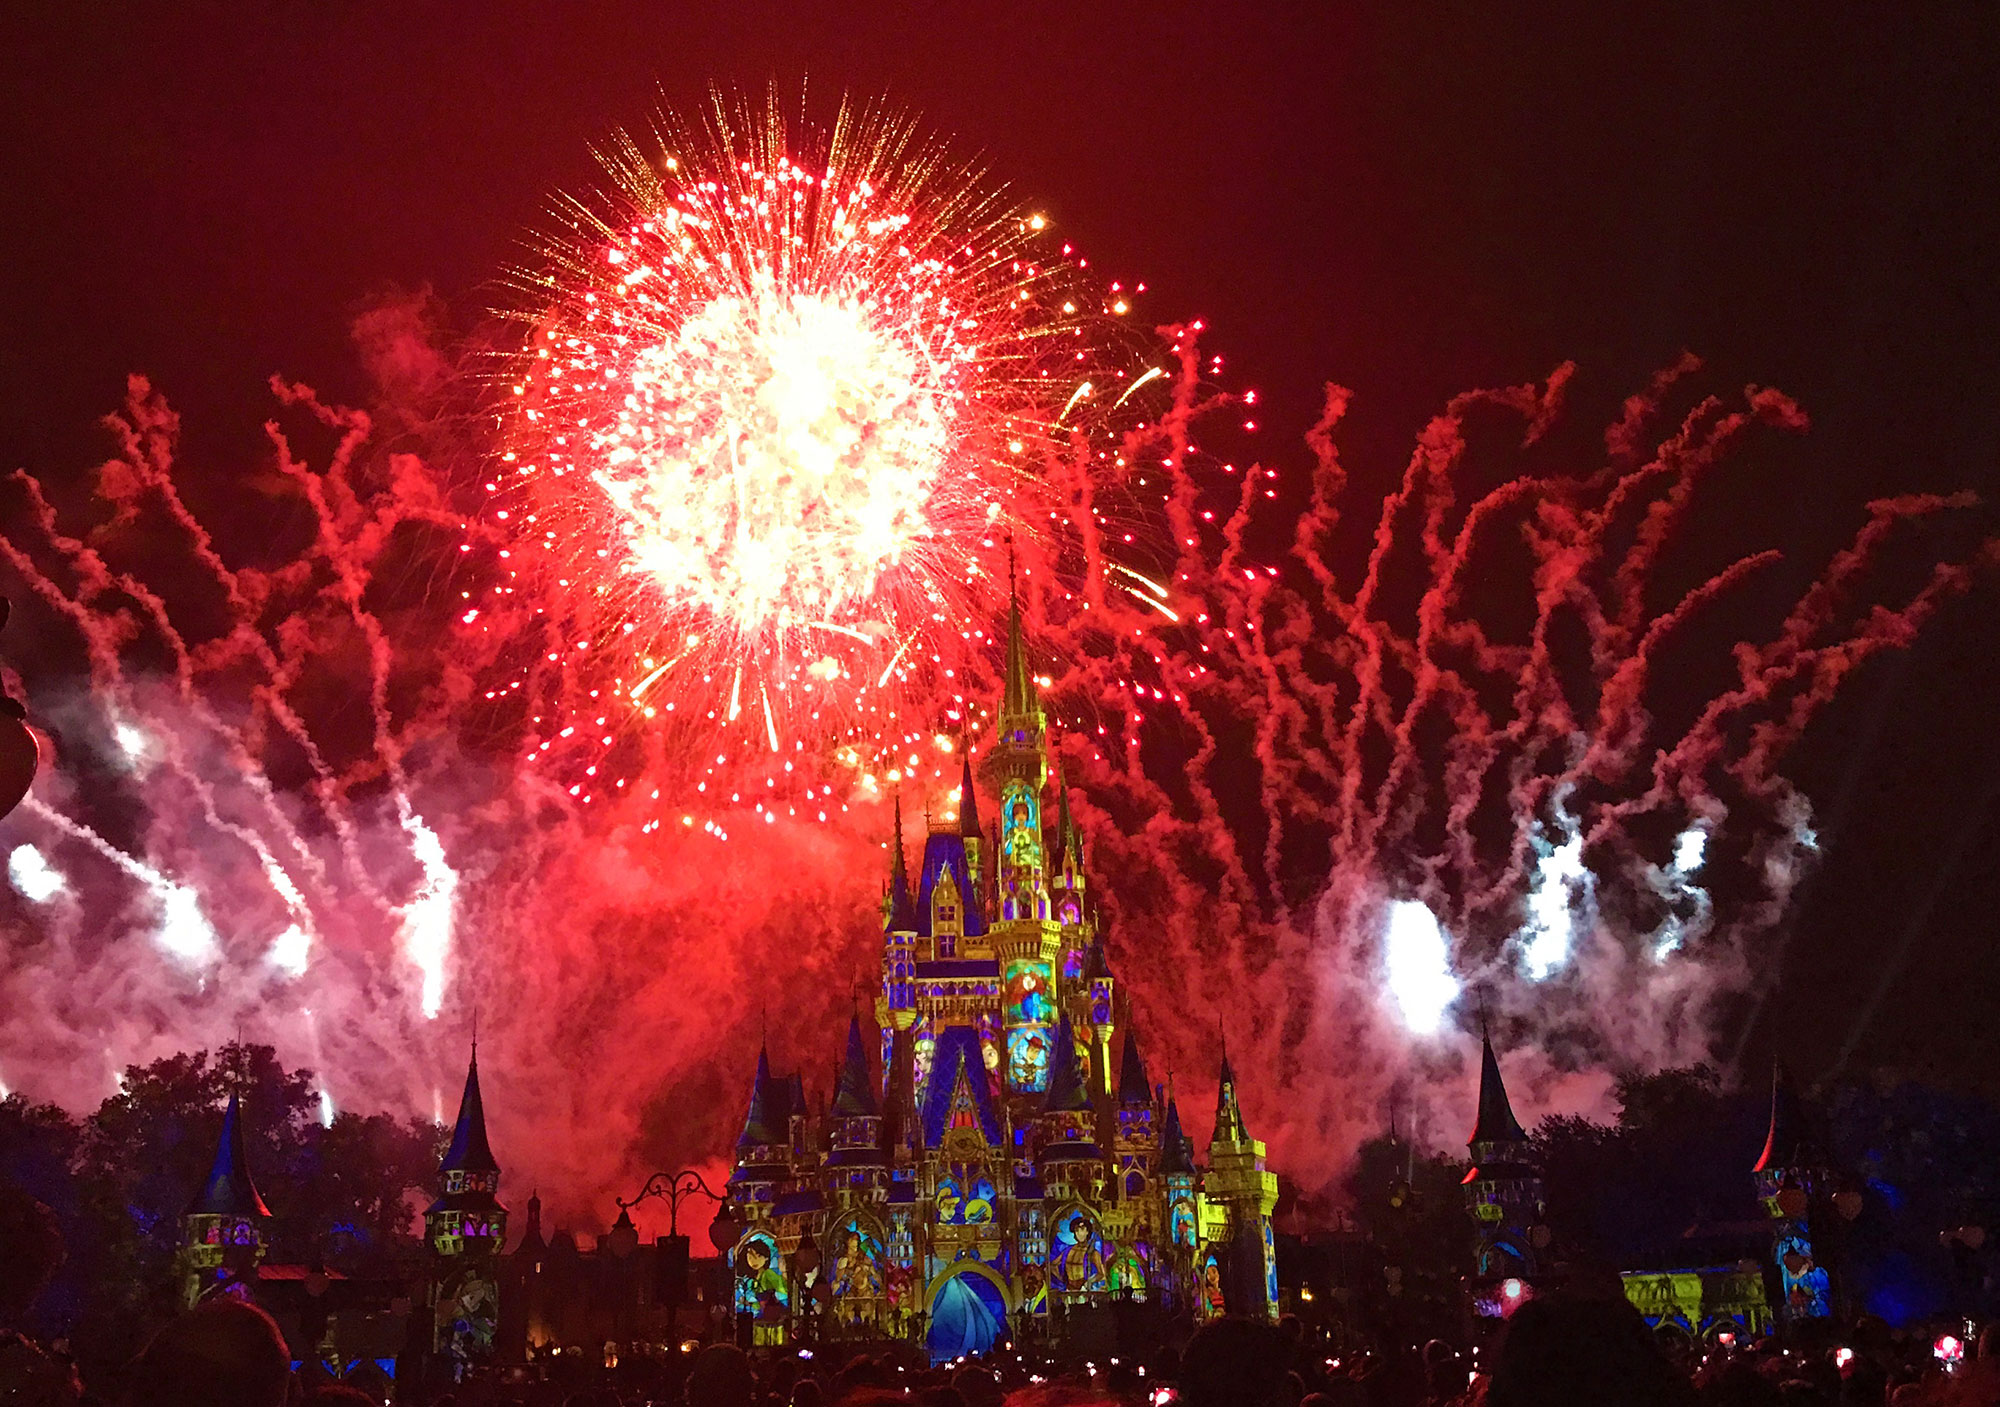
xmin=615 ymin=1171 xmax=728 ymax=1346
xmin=617 ymin=1170 xmax=725 ymax=1238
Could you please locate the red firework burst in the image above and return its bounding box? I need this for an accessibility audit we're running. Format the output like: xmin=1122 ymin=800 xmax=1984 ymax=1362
xmin=494 ymin=94 xmax=1143 ymax=767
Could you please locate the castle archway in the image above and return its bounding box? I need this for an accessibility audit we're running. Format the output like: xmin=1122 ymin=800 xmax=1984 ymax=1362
xmin=924 ymin=1261 xmax=1010 ymax=1362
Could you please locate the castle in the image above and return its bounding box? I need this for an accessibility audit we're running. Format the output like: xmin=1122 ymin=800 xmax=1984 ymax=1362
xmin=721 ymin=592 xmax=1279 ymax=1360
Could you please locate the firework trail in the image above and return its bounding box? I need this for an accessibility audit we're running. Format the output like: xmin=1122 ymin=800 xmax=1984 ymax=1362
xmin=0 ymin=373 xmax=494 ymax=1114
xmin=1036 ymin=338 xmax=1993 ymax=1185
xmin=0 ymin=98 xmax=1991 ymax=1218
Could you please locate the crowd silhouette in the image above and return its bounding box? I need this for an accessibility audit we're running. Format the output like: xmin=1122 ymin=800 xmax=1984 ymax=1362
xmin=13 ymin=1285 xmax=2000 ymax=1407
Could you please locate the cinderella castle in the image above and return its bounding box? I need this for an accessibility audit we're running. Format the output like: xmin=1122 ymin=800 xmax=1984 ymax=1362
xmin=721 ymin=593 xmax=1280 ymax=1360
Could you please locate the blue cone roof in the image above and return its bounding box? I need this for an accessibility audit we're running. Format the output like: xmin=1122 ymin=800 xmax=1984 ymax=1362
xmin=1118 ymin=1030 xmax=1152 ymax=1107
xmin=832 ymin=1015 xmax=879 ymax=1117
xmin=188 ymin=1092 xmax=272 ymax=1219
xmin=1159 ymin=1093 xmax=1196 ymax=1175
xmin=441 ymin=1048 xmax=500 ymax=1175
xmin=887 ymin=796 xmax=918 ymax=932
xmin=1043 ymin=1014 xmax=1092 ymax=1114
xmin=915 ymin=832 xmax=987 ymax=938
xmin=1468 ymin=1032 xmax=1528 ymax=1149
xmin=958 ymin=750 xmax=983 ymax=839
xmin=737 ymin=1045 xmax=789 ymax=1147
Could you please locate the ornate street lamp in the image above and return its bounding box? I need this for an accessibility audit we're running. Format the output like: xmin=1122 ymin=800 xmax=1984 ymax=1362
xmin=616 ymin=1169 xmax=726 ymax=1240
xmin=614 ymin=1170 xmax=731 ymax=1341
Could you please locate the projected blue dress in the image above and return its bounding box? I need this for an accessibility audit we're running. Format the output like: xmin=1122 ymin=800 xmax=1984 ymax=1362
xmin=927 ymin=1273 xmax=1002 ymax=1361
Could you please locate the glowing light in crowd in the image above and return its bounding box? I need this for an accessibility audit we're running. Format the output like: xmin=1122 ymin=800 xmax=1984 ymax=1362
xmin=318 ymin=1088 xmax=336 ymax=1129
xmin=1383 ymin=900 xmax=1460 ymax=1035
xmin=8 ymin=844 xmax=68 ymax=903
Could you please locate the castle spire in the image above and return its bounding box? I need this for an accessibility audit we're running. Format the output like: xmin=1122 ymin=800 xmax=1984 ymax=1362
xmin=188 ymin=1092 xmax=272 ymax=1220
xmin=1212 ymin=1039 xmax=1249 ymax=1146
xmin=738 ymin=1043 xmax=783 ymax=1147
xmin=1468 ymin=1027 xmax=1528 ymax=1153
xmin=1055 ymin=758 xmax=1082 ymax=865
xmin=958 ymin=746 xmax=983 ymax=839
xmin=441 ymin=1045 xmax=500 ymax=1176
xmin=1002 ymin=554 xmax=1039 ymax=723
xmin=1043 ymin=1014 xmax=1092 ymax=1113
xmin=1159 ymin=1077 xmax=1195 ymax=1175
xmin=887 ymin=794 xmax=917 ymax=932
xmin=1752 ymin=1059 xmax=1807 ymax=1173
xmin=832 ymin=1014 xmax=880 ymax=1117
xmin=1117 ymin=1029 xmax=1152 ymax=1107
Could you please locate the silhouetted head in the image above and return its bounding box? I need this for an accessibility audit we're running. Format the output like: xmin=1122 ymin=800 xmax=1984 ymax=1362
xmin=1181 ymin=1318 xmax=1290 ymax=1407
xmin=685 ymin=1342 xmax=755 ymax=1407
xmin=1487 ymin=1295 xmax=1695 ymax=1407
xmin=126 ymin=1299 xmax=291 ymax=1407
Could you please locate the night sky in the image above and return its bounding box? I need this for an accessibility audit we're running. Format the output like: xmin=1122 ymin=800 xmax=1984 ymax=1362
xmin=3 ymin=4 xmax=1996 ymax=1093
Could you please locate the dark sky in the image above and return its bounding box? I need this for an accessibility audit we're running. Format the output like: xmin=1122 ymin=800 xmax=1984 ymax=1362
xmin=2 ymin=3 xmax=1996 ymax=1090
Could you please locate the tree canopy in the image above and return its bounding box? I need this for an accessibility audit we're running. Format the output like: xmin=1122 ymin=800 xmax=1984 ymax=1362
xmin=0 ymin=1042 xmax=440 ymax=1376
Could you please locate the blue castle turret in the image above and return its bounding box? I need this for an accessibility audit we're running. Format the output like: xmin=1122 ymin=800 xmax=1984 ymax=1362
xmin=178 ymin=1092 xmax=272 ymax=1306
xmin=425 ymin=1046 xmax=508 ymax=1373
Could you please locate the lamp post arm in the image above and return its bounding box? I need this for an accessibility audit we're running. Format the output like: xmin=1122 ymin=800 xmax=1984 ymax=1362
xmin=617 ymin=1169 xmax=725 ymax=1236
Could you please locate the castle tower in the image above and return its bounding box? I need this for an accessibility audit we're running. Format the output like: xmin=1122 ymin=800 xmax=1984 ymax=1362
xmin=1052 ymin=761 xmax=1087 ymax=924
xmin=726 ymin=1043 xmax=800 ymax=1347
xmin=826 ymin=1014 xmax=887 ymax=1202
xmin=1110 ymin=1029 xmax=1162 ymax=1239
xmin=426 ymin=1046 xmax=508 ymax=1374
xmin=1082 ymin=937 xmax=1116 ymax=1096
xmin=1035 ymin=1015 xmax=1104 ymax=1208
xmin=1461 ymin=1027 xmax=1544 ymax=1283
xmin=986 ymin=577 xmax=1050 ymax=927
xmin=1168 ymin=1079 xmax=1192 ymax=1263
xmin=958 ymin=749 xmax=986 ymax=895
xmin=1114 ymin=1031 xmax=1157 ymax=1168
xmin=982 ymin=575 xmax=1066 ymax=1105
xmin=880 ymin=796 xmax=922 ymax=1163
xmin=179 ymin=1092 xmax=272 ymax=1307
xmin=1202 ymin=1046 xmax=1280 ymax=1321
xmin=730 ymin=1045 xmax=789 ymax=1219
xmin=1050 ymin=760 xmax=1090 ymax=986
xmin=1753 ymin=1061 xmax=1831 ymax=1322
xmin=503 ymin=1189 xmax=549 ymax=1356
